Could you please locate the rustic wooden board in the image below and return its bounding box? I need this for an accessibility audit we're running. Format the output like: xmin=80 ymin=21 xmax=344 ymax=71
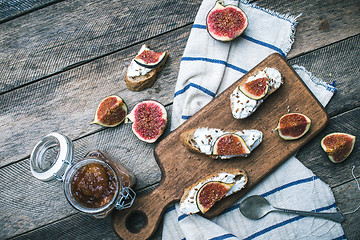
xmin=112 ymin=53 xmax=328 ymax=239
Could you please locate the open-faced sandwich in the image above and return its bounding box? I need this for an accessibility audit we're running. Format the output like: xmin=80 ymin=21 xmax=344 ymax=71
xmin=179 ymin=168 xmax=248 ymax=214
xmin=180 ymin=127 xmax=262 ymax=159
xmin=230 ymin=67 xmax=282 ymax=119
xmin=125 ymin=44 xmax=168 ymax=91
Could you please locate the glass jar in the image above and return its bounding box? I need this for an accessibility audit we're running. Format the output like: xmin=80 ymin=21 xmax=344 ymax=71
xmin=30 ymin=132 xmax=136 ymax=218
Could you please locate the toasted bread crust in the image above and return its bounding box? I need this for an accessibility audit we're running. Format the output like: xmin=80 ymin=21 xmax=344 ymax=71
xmin=125 ymin=52 xmax=168 ymax=91
xmin=180 ymin=168 xmax=248 ymax=207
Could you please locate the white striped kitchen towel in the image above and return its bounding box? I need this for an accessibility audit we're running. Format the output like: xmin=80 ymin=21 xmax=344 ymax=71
xmin=163 ymin=0 xmax=344 ymax=239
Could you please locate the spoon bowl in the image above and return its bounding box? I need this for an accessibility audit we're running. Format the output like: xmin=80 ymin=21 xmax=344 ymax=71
xmin=239 ymin=195 xmax=344 ymax=223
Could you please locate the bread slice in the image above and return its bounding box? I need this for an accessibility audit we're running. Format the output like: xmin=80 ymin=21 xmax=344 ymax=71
xmin=179 ymin=168 xmax=248 ymax=214
xmin=180 ymin=127 xmax=263 ymax=159
xmin=125 ymin=50 xmax=168 ymax=91
xmin=231 ymin=67 xmax=283 ymax=119
xmin=180 ymin=128 xmax=203 ymax=155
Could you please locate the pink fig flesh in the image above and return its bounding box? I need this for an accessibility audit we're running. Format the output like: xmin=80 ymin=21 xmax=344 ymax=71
xmin=276 ymin=113 xmax=311 ymax=140
xmin=196 ymin=181 xmax=233 ymax=214
xmin=321 ymin=133 xmax=356 ymax=163
xmin=213 ymin=133 xmax=250 ymax=156
xmin=206 ymin=1 xmax=248 ymax=41
xmin=92 ymin=95 xmax=127 ymax=127
xmin=126 ymin=100 xmax=167 ymax=143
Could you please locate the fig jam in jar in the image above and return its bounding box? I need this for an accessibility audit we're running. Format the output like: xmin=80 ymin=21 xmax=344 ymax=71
xmin=30 ymin=133 xmax=136 ymax=218
xmin=64 ymin=151 xmax=136 ymax=218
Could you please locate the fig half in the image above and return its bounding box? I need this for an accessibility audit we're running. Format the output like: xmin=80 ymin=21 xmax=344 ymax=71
xmin=239 ymin=76 xmax=269 ymax=100
xmin=125 ymin=100 xmax=167 ymax=143
xmin=275 ymin=113 xmax=311 ymax=140
xmin=91 ymin=95 xmax=127 ymax=127
xmin=212 ymin=133 xmax=250 ymax=157
xmin=196 ymin=181 xmax=234 ymax=214
xmin=133 ymin=44 xmax=168 ymax=68
xmin=321 ymin=133 xmax=356 ymax=163
xmin=206 ymin=0 xmax=248 ymax=42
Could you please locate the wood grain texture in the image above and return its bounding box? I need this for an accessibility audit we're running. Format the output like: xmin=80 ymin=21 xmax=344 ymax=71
xmin=296 ymin=107 xmax=360 ymax=187
xmin=1 ymin=0 xmax=359 ymax=239
xmin=1 ymin=0 xmax=359 ymax=94
xmin=0 ymin=105 xmax=172 ymax=239
xmin=333 ymin=179 xmax=360 ymax=240
xmin=0 ymin=0 xmax=202 ymax=93
xmin=111 ymin=54 xmax=329 ymax=240
xmin=257 ymin=0 xmax=360 ymax=59
xmin=0 ymin=0 xmax=62 ymax=23
xmin=289 ymin=34 xmax=360 ymax=117
xmin=0 ymin=26 xmax=190 ymax=168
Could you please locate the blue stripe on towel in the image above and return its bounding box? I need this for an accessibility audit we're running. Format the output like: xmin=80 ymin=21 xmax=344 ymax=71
xmin=192 ymin=24 xmax=285 ymax=56
xmin=181 ymin=115 xmax=192 ymax=120
xmin=174 ymin=82 xmax=216 ymax=98
xmin=243 ymin=203 xmax=337 ymax=240
xmin=192 ymin=24 xmax=207 ymax=29
xmin=181 ymin=57 xmax=248 ymax=74
xmin=210 ymin=233 xmax=238 ymax=240
xmin=177 ymin=176 xmax=320 ymax=217
xmin=332 ymin=234 xmax=346 ymax=240
xmin=241 ymin=34 xmax=285 ymax=57
xmin=178 ymin=214 xmax=187 ymax=221
xmin=261 ymin=176 xmax=319 ymax=198
xmin=221 ymin=175 xmax=319 ymax=214
xmin=166 ymin=205 xmax=176 ymax=213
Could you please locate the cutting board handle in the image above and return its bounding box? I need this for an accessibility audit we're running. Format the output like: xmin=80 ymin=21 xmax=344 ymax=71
xmin=112 ymin=183 xmax=175 ymax=240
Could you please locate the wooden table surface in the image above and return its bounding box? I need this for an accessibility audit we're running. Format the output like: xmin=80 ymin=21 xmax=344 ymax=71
xmin=0 ymin=0 xmax=359 ymax=239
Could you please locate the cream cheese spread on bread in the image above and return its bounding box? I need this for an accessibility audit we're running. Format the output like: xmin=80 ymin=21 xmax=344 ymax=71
xmin=230 ymin=67 xmax=282 ymax=119
xmin=193 ymin=128 xmax=262 ymax=158
xmin=179 ymin=172 xmax=247 ymax=215
xmin=127 ymin=60 xmax=152 ymax=77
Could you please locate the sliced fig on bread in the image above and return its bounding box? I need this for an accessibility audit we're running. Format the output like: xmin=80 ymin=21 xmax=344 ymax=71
xmin=230 ymin=67 xmax=282 ymax=119
xmin=179 ymin=168 xmax=247 ymax=215
xmin=125 ymin=44 xmax=169 ymax=91
xmin=180 ymin=127 xmax=262 ymax=159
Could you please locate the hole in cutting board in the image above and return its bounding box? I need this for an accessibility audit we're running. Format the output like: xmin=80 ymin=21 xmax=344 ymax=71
xmin=125 ymin=210 xmax=148 ymax=233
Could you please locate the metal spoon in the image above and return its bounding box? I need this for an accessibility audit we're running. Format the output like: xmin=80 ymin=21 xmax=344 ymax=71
xmin=239 ymin=195 xmax=344 ymax=223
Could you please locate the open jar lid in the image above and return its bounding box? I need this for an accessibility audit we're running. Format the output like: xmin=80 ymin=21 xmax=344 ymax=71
xmin=30 ymin=132 xmax=74 ymax=181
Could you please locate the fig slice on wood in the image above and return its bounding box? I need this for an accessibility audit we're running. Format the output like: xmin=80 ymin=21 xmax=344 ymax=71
xmin=275 ymin=113 xmax=311 ymax=140
xmin=134 ymin=44 xmax=167 ymax=68
xmin=239 ymin=76 xmax=269 ymax=100
xmin=91 ymin=95 xmax=127 ymax=127
xmin=212 ymin=133 xmax=250 ymax=157
xmin=125 ymin=100 xmax=167 ymax=143
xmin=321 ymin=133 xmax=356 ymax=163
xmin=196 ymin=181 xmax=234 ymax=214
xmin=206 ymin=0 xmax=248 ymax=41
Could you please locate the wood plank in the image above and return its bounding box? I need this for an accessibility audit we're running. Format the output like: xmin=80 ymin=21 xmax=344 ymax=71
xmin=112 ymin=53 xmax=329 ymax=240
xmin=10 ymin=213 xmax=163 ymax=240
xmin=1 ymin=0 xmax=359 ymax=94
xmin=0 ymin=105 xmax=171 ymax=239
xmin=333 ymin=180 xmax=360 ymax=240
xmin=257 ymin=0 xmax=360 ymax=58
xmin=0 ymin=0 xmax=202 ymax=93
xmin=0 ymin=0 xmax=62 ymax=23
xmin=0 ymin=26 xmax=190 ymax=168
xmin=296 ymin=107 xmax=360 ymax=187
xmin=288 ymin=34 xmax=360 ymax=117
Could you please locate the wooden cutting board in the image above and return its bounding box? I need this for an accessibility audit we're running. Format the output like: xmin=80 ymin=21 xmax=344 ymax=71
xmin=112 ymin=53 xmax=328 ymax=239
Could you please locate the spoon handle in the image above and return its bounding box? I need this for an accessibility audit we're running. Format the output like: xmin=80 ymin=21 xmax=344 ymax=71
xmin=274 ymin=207 xmax=344 ymax=223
